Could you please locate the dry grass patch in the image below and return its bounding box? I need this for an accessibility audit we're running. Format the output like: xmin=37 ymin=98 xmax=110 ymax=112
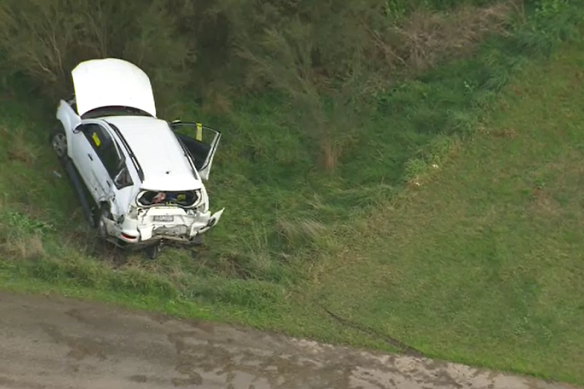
xmin=277 ymin=218 xmax=328 ymax=245
xmin=8 ymin=131 xmax=41 ymax=166
xmin=0 ymin=234 xmax=46 ymax=260
xmin=386 ymin=1 xmax=517 ymax=72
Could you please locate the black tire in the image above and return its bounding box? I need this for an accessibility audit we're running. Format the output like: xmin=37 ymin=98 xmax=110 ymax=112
xmin=96 ymin=203 xmax=111 ymax=240
xmin=192 ymin=234 xmax=204 ymax=246
xmin=49 ymin=127 xmax=68 ymax=161
xmin=146 ymin=244 xmax=161 ymax=260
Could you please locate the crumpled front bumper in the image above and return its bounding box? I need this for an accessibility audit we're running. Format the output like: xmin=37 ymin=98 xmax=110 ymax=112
xmin=131 ymin=208 xmax=225 ymax=246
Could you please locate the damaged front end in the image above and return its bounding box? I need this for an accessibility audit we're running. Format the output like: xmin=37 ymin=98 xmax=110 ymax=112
xmin=110 ymin=188 xmax=224 ymax=249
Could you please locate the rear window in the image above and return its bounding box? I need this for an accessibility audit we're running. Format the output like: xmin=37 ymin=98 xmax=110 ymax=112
xmin=137 ymin=190 xmax=199 ymax=207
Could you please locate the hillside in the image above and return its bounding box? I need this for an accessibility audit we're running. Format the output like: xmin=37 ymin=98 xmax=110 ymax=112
xmin=1 ymin=0 xmax=583 ymax=385
xmin=310 ymin=43 xmax=584 ymax=383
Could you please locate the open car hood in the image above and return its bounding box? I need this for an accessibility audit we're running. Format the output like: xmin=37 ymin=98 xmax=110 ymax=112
xmin=71 ymin=58 xmax=157 ymax=118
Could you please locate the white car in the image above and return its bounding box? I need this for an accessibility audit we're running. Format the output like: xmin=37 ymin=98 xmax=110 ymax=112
xmin=50 ymin=58 xmax=224 ymax=257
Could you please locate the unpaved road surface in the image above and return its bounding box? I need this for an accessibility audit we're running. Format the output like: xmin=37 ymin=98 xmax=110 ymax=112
xmin=0 ymin=292 xmax=577 ymax=389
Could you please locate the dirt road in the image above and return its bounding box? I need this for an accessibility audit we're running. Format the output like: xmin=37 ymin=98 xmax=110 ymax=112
xmin=0 ymin=291 xmax=575 ymax=389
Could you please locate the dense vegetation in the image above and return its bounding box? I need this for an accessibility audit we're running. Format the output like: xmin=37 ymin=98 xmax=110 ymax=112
xmin=1 ymin=0 xmax=583 ymax=384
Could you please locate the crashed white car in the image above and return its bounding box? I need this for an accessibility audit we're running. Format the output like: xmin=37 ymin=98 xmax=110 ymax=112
xmin=50 ymin=58 xmax=224 ymax=256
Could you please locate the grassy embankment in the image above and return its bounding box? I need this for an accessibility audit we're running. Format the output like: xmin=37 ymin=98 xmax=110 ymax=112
xmin=1 ymin=1 xmax=584 ymax=385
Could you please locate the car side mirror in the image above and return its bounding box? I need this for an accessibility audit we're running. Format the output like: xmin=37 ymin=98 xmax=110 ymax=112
xmin=114 ymin=169 xmax=123 ymax=184
xmin=114 ymin=167 xmax=132 ymax=188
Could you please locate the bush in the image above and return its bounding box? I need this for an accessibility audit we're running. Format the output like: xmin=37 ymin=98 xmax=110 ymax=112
xmin=0 ymin=0 xmax=195 ymax=115
xmin=0 ymin=0 xmax=524 ymax=170
xmin=0 ymin=0 xmax=581 ymax=195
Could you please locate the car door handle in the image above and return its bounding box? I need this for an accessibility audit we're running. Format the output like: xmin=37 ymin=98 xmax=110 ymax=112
xmin=88 ymin=154 xmax=93 ymax=161
xmin=106 ymin=181 xmax=111 ymax=187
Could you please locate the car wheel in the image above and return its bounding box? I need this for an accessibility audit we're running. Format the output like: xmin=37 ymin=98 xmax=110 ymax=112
xmin=50 ymin=127 xmax=67 ymax=160
xmin=192 ymin=234 xmax=204 ymax=246
xmin=146 ymin=244 xmax=161 ymax=260
xmin=96 ymin=204 xmax=111 ymax=241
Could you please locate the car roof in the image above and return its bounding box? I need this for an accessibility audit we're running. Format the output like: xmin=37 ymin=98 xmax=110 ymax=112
xmin=104 ymin=116 xmax=202 ymax=191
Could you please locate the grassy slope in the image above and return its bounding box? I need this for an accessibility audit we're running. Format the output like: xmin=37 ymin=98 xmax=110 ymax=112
xmin=1 ymin=13 xmax=584 ymax=387
xmin=311 ymin=44 xmax=584 ymax=383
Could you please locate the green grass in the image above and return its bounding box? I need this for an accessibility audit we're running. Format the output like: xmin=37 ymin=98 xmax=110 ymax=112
xmin=310 ymin=44 xmax=584 ymax=383
xmin=1 ymin=3 xmax=584 ymax=386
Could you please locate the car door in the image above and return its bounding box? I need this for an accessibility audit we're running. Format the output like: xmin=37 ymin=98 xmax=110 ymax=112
xmin=170 ymin=121 xmax=221 ymax=181
xmin=78 ymin=123 xmax=118 ymax=203
xmin=71 ymin=123 xmax=102 ymax=202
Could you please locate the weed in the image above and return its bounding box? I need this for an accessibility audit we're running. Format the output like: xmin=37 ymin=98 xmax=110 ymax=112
xmin=277 ymin=218 xmax=327 ymax=248
xmin=0 ymin=234 xmax=46 ymax=260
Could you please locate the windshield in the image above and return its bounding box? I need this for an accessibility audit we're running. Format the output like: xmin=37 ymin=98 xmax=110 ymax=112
xmin=82 ymin=105 xmax=153 ymax=119
xmin=137 ymin=190 xmax=200 ymax=207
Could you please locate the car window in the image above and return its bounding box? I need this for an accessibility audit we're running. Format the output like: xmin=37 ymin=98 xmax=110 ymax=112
xmin=79 ymin=123 xmax=132 ymax=189
xmin=81 ymin=123 xmax=111 ymax=156
xmin=99 ymin=140 xmax=121 ymax=178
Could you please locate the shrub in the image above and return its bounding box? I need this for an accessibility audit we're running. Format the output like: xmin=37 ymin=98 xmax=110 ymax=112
xmin=0 ymin=0 xmax=580 ymax=172
xmin=0 ymin=0 xmax=194 ymax=115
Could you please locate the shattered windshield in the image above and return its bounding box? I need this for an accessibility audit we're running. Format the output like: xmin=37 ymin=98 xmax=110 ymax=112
xmin=137 ymin=190 xmax=199 ymax=207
